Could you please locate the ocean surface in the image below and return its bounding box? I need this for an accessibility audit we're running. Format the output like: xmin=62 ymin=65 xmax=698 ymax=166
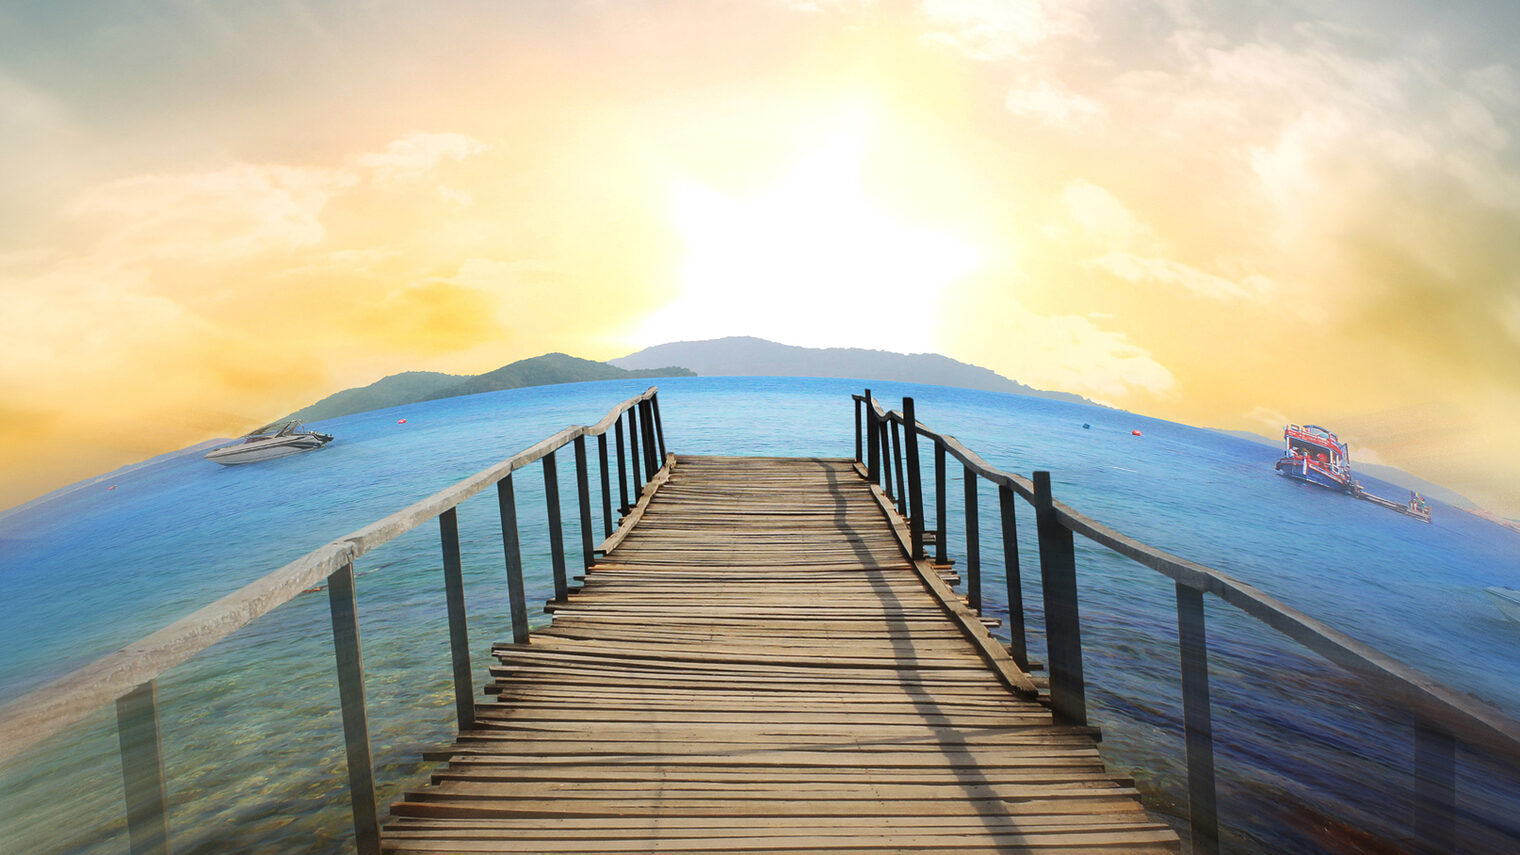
xmin=2 ymin=375 xmax=1519 ymax=853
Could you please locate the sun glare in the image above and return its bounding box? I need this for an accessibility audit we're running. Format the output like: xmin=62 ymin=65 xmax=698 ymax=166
xmin=638 ymin=118 xmax=981 ymax=351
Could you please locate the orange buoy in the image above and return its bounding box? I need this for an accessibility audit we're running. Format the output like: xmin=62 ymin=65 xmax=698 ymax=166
xmin=1131 ymin=429 xmax=1143 ymax=436
xmin=107 ymin=485 xmax=117 ymax=491
xmin=397 ymin=418 xmax=407 ymax=424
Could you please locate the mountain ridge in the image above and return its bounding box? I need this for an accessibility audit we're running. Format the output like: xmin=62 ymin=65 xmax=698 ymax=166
xmin=611 ymin=336 xmax=1094 ymax=405
xmin=284 ymin=353 xmax=693 ymax=423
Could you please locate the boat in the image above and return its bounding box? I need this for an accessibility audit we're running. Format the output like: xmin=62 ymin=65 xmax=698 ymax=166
xmin=204 ymin=419 xmax=333 ymax=466
xmin=1486 ymin=587 xmax=1520 ymax=623
xmin=1272 ymin=424 xmax=1432 ymax=522
xmin=1274 ymin=424 xmax=1355 ymax=493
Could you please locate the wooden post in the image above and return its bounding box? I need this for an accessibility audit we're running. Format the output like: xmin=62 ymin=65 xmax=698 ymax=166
xmin=1176 ymin=583 xmax=1219 ymax=855
xmin=865 ymin=390 xmax=880 ymax=485
xmin=627 ymin=404 xmax=643 ymax=499
xmin=1033 ymin=471 xmax=1087 ymax=726
xmin=879 ymin=409 xmax=894 ymax=499
xmin=651 ymin=394 xmax=667 ymax=460
xmin=935 ymin=440 xmax=948 ymax=566
xmin=614 ymin=415 xmax=629 ymax=515
xmin=640 ymin=399 xmax=659 ymax=480
xmin=854 ymin=397 xmax=863 ymax=464
xmin=999 ymin=485 xmax=1027 ymax=668
xmin=543 ymin=452 xmax=568 ymax=603
xmin=904 ymin=398 xmax=925 ymax=560
xmin=574 ymin=436 xmax=594 ymax=570
xmin=963 ymin=466 xmax=981 ymax=614
xmin=326 ymin=561 xmax=382 ymax=855
xmin=891 ymin=419 xmax=907 ymax=516
xmin=115 ymin=681 xmax=171 ymax=855
xmin=438 ymin=509 xmax=475 ymax=729
xmin=498 ymin=475 xmax=528 ymax=645
xmin=598 ymin=432 xmax=613 ymax=538
xmin=1413 ymin=721 xmax=1457 ymax=855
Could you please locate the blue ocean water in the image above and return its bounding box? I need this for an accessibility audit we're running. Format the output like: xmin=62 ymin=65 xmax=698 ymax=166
xmin=2 ymin=375 xmax=1518 ymax=853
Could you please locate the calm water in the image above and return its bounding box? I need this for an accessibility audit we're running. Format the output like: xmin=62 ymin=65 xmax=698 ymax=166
xmin=3 ymin=376 xmax=1519 ymax=853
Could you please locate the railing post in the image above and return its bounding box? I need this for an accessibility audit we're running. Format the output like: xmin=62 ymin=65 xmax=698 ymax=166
xmin=854 ymin=397 xmax=863 ymax=464
xmin=543 ymin=452 xmax=568 ymax=603
xmin=1413 ymin=720 xmax=1456 ymax=855
xmin=574 ymin=435 xmax=594 ymax=571
xmin=963 ymin=466 xmax=981 ymax=613
xmin=498 ymin=474 xmax=529 ymax=645
xmin=935 ymin=440 xmax=947 ymax=565
xmin=879 ymin=410 xmax=894 ymax=498
xmin=891 ymin=418 xmax=907 ymax=516
xmin=438 ymin=509 xmax=475 ymax=729
xmin=326 ymin=561 xmax=381 ymax=855
xmin=598 ymin=432 xmax=613 ymax=538
xmin=903 ymin=398 xmax=925 ymax=560
xmin=999 ymin=484 xmax=1027 ymax=668
xmin=116 ymin=681 xmax=171 ymax=855
xmin=1033 ymin=471 xmax=1087 ymax=726
xmin=614 ymin=415 xmax=629 ymax=515
xmin=865 ymin=390 xmax=880 ymax=485
xmin=627 ymin=404 xmax=643 ymax=499
xmin=1176 ymin=583 xmax=1219 ymax=855
xmin=651 ymin=393 xmax=667 ymax=460
xmin=640 ymin=398 xmax=659 ymax=479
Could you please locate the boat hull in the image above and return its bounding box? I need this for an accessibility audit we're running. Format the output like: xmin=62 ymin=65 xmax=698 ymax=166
xmin=1486 ymin=588 xmax=1520 ymax=623
xmin=1274 ymin=457 xmax=1352 ymax=494
xmin=205 ymin=435 xmax=330 ymax=465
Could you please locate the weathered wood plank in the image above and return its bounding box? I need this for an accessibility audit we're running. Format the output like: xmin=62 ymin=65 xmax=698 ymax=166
xmin=384 ymin=455 xmax=1176 ymax=854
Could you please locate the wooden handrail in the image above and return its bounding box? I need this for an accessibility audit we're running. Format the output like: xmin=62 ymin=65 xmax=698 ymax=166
xmin=0 ymin=386 xmax=660 ymax=765
xmin=851 ymin=389 xmax=1520 ymax=845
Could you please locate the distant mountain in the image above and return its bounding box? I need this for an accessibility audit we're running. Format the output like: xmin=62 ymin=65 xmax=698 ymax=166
xmin=610 ymin=337 xmax=1092 ymax=405
xmin=1218 ymin=429 xmax=1478 ymax=509
xmin=286 ymin=354 xmax=694 ymax=423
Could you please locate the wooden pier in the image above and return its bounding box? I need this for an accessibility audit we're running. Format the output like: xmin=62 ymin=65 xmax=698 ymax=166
xmin=9 ymin=386 xmax=1520 ymax=854
xmin=384 ymin=456 xmax=1178 ymax=853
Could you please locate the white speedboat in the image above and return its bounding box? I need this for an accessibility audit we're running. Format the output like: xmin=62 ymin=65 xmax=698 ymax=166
xmin=1485 ymin=587 xmax=1520 ymax=623
xmin=204 ymin=420 xmax=333 ymax=466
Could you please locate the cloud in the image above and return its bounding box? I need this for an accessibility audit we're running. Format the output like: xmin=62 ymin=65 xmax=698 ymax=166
xmin=1088 ymin=252 xmax=1272 ymax=301
xmin=919 ymin=0 xmax=1086 ymax=62
xmin=1004 ymin=78 xmax=1107 ymax=129
xmin=356 ymin=132 xmax=489 ymax=184
xmin=1055 ymin=181 xmax=1155 ymax=250
xmin=68 ymin=163 xmax=353 ymax=263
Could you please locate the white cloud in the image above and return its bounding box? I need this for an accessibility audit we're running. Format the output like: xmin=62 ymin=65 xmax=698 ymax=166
xmin=1004 ymin=79 xmax=1107 ymax=129
xmin=356 ymin=132 xmax=489 ymax=184
xmin=919 ymin=0 xmax=1086 ymax=61
xmin=1006 ymin=307 xmax=1178 ymax=400
xmin=1088 ymin=252 xmax=1272 ymax=301
xmin=1056 ymin=181 xmax=1155 ymax=250
xmin=68 ymin=163 xmax=354 ymax=263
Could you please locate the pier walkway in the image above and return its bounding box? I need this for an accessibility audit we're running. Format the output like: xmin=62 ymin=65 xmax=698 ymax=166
xmin=384 ymin=456 xmax=1178 ymax=853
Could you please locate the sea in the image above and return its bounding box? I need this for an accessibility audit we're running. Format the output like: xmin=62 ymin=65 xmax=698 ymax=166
xmin=2 ymin=375 xmax=1519 ymax=854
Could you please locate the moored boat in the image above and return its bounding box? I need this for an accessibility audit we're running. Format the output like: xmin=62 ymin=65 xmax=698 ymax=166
xmin=1274 ymin=424 xmax=1356 ymax=494
xmin=204 ymin=420 xmax=333 ymax=466
xmin=1486 ymin=587 xmax=1520 ymax=623
xmin=1272 ymin=423 xmax=1432 ymax=522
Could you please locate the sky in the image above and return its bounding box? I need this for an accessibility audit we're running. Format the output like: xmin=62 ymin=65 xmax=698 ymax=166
xmin=2 ymin=0 xmax=1518 ymax=516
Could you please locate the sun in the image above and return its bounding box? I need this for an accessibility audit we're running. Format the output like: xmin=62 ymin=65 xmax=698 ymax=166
xmin=637 ymin=114 xmax=981 ymax=352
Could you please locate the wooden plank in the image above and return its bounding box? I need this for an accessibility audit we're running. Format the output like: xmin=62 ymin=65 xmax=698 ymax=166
xmin=384 ymin=455 xmax=1176 ymax=853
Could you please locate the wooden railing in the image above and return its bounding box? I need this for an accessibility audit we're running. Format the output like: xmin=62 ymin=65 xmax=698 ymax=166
xmin=0 ymin=387 xmax=669 ymax=855
xmin=853 ymin=390 xmax=1520 ymax=855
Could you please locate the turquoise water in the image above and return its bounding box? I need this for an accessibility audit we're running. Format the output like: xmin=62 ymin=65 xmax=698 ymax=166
xmin=3 ymin=376 xmax=1519 ymax=853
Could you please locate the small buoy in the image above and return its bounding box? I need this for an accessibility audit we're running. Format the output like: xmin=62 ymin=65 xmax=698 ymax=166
xmin=1082 ymin=423 xmax=1091 ymax=430
xmin=397 ymin=418 xmax=407 ymax=424
xmin=1131 ymin=429 xmax=1143 ymax=436
xmin=107 ymin=485 xmax=117 ymax=491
